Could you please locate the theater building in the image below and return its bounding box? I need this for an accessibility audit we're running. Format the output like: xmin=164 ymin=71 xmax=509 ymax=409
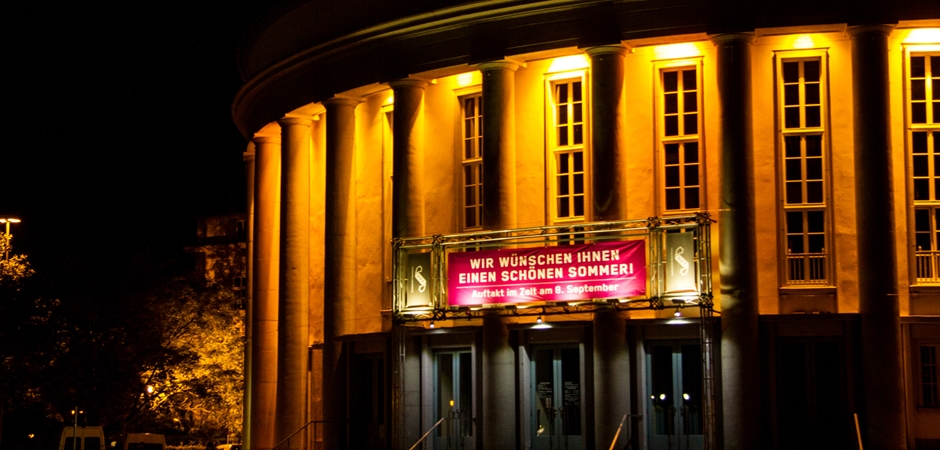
xmin=232 ymin=1 xmax=940 ymax=448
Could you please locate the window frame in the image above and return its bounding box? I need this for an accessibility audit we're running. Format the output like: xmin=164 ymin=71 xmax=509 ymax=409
xmin=457 ymin=91 xmax=484 ymax=231
xmin=654 ymin=57 xmax=705 ymax=215
xmin=905 ymin=45 xmax=940 ymax=285
xmin=774 ymin=49 xmax=833 ymax=287
xmin=916 ymin=341 xmax=940 ymax=408
xmin=545 ymin=69 xmax=591 ymax=224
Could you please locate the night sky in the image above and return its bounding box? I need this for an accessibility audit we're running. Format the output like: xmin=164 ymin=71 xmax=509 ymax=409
xmin=4 ymin=1 xmax=268 ymax=278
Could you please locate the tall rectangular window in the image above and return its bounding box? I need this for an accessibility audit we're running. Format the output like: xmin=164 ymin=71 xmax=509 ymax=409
xmin=921 ymin=344 xmax=939 ymax=407
xmin=461 ymin=94 xmax=483 ymax=230
xmin=550 ymin=78 xmax=588 ymax=221
xmin=658 ymin=65 xmax=702 ymax=213
xmin=909 ymin=52 xmax=940 ymax=283
xmin=777 ymin=55 xmax=830 ymax=286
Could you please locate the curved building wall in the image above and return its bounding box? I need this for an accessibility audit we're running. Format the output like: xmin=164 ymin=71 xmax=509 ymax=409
xmin=235 ymin=2 xmax=940 ymax=449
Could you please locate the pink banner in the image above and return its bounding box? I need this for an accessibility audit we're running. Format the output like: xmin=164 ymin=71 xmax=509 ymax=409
xmin=447 ymin=240 xmax=646 ymax=306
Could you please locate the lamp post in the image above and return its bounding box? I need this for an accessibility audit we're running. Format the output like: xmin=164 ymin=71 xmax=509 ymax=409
xmin=0 ymin=217 xmax=21 ymax=260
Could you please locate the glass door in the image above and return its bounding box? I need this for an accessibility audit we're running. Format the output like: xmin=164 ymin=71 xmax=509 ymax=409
xmin=532 ymin=345 xmax=583 ymax=450
xmin=434 ymin=350 xmax=473 ymax=450
xmin=647 ymin=341 xmax=703 ymax=450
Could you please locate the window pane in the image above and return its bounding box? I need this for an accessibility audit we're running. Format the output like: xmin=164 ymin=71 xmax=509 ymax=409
xmin=558 ymin=105 xmax=568 ymax=125
xmin=666 ymin=189 xmax=680 ymax=210
xmin=685 ymin=165 xmax=699 ymax=185
xmin=465 ymin=207 xmax=476 ymax=227
xmin=805 ymin=135 xmax=822 ymax=157
xmin=685 ymin=187 xmax=700 ymax=209
xmin=573 ymin=124 xmax=583 ymax=145
xmin=785 ymin=84 xmax=800 ymax=106
xmin=573 ymin=151 xmax=583 ymax=172
xmin=465 ymin=186 xmax=475 ymax=205
xmin=783 ymin=61 xmax=799 ymax=83
xmin=573 ymin=104 xmax=582 ymax=123
xmin=914 ymin=155 xmax=929 ymax=176
xmin=559 ymin=153 xmax=569 ymax=173
xmin=684 ymin=142 xmax=699 ymax=163
xmin=804 ymin=60 xmax=820 ymax=82
xmin=788 ymin=235 xmax=805 ymax=253
xmin=666 ymin=166 xmax=680 ymax=187
xmin=558 ymin=126 xmax=568 ymax=146
xmin=682 ymin=69 xmax=696 ymax=91
xmin=915 ymin=178 xmax=931 ymax=201
xmin=912 ymin=79 xmax=926 ymax=101
xmin=808 ymin=211 xmax=824 ymax=232
xmin=665 ymin=115 xmax=679 ymax=136
xmin=934 ymin=103 xmax=940 ymax=124
xmin=809 ymin=234 xmax=825 ymax=253
xmin=665 ymin=143 xmax=680 ymax=165
xmin=556 ymin=84 xmax=568 ymax=103
xmin=913 ymin=103 xmax=927 ymax=124
xmin=913 ymin=132 xmax=928 ymax=154
xmin=558 ymin=175 xmax=569 ymax=195
xmin=559 ymin=197 xmax=570 ymax=217
xmin=664 ymin=71 xmax=678 ymax=92
xmin=574 ymin=197 xmax=584 ymax=217
xmin=572 ymin=81 xmax=582 ymax=102
xmin=684 ymin=92 xmax=698 ymax=112
xmin=787 ymin=211 xmax=804 ymax=233
xmin=785 ymin=107 xmax=801 ymax=128
xmin=786 ymin=182 xmax=803 ymax=204
xmin=807 ymin=181 xmax=823 ymax=203
xmin=574 ymin=174 xmax=584 ymax=194
xmin=805 ymin=106 xmax=821 ymax=128
xmin=932 ymin=57 xmax=940 ymax=78
xmin=684 ymin=113 xmax=698 ymax=135
xmin=805 ymin=83 xmax=820 ymax=105
xmin=912 ymin=56 xmax=926 ymax=78
xmin=665 ymin=93 xmax=678 ymax=114
xmin=785 ymin=136 xmax=802 ymax=157
xmin=786 ymin=159 xmax=803 ymax=181
xmin=916 ymin=208 xmax=931 ymax=232
xmin=806 ymin=158 xmax=822 ymax=180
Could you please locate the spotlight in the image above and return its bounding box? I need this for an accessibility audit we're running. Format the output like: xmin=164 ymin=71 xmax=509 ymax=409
xmin=537 ymin=315 xmax=543 ymax=324
xmin=429 ymin=321 xmax=435 ymax=329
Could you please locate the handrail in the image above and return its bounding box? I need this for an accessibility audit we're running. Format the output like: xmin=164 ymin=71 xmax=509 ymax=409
xmin=408 ymin=417 xmax=446 ymax=450
xmin=608 ymin=414 xmax=642 ymax=450
xmin=271 ymin=420 xmax=334 ymax=450
xmin=608 ymin=414 xmax=628 ymax=450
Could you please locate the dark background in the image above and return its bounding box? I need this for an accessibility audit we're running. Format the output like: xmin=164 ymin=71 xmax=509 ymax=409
xmin=3 ymin=1 xmax=271 ymax=279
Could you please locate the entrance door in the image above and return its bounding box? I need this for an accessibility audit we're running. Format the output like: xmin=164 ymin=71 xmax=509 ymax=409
xmin=434 ymin=350 xmax=473 ymax=450
xmin=647 ymin=341 xmax=703 ymax=450
xmin=350 ymin=353 xmax=387 ymax=450
xmin=776 ymin=339 xmax=846 ymax=450
xmin=531 ymin=345 xmax=583 ymax=450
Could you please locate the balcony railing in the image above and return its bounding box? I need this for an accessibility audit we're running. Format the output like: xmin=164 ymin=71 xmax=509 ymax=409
xmin=916 ymin=250 xmax=940 ymax=283
xmin=786 ymin=253 xmax=828 ymax=285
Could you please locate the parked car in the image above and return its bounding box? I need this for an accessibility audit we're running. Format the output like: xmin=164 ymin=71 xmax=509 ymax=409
xmin=59 ymin=426 xmax=106 ymax=450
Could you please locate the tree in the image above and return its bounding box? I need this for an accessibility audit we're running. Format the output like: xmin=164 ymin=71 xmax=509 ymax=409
xmin=0 ymin=233 xmax=33 ymax=285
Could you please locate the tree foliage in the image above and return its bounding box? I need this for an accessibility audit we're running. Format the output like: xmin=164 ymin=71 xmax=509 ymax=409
xmin=0 ymin=234 xmax=34 ymax=285
xmin=0 ymin=244 xmax=243 ymax=449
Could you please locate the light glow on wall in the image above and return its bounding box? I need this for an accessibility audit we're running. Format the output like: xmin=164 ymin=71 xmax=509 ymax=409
xmin=456 ymin=72 xmax=480 ymax=87
xmin=548 ymin=54 xmax=589 ymax=73
xmin=904 ymin=28 xmax=940 ymax=44
xmin=653 ymin=43 xmax=701 ymax=60
xmin=793 ymin=35 xmax=815 ymax=49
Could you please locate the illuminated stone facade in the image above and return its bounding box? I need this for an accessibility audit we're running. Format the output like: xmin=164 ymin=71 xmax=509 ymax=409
xmin=234 ymin=2 xmax=940 ymax=449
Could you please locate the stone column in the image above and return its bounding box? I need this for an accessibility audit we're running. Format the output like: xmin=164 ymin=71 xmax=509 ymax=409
xmin=250 ymin=133 xmax=281 ymax=450
xmin=586 ymin=45 xmax=628 ymax=221
xmin=242 ymin=145 xmax=255 ymax=450
xmin=712 ymin=33 xmax=759 ymax=450
xmin=849 ymin=24 xmax=905 ymax=450
xmin=593 ymin=311 xmax=629 ymax=447
xmin=321 ymin=98 xmax=359 ymax=449
xmin=482 ymin=313 xmax=516 ymax=449
xmin=390 ymin=79 xmax=427 ymax=238
xmin=479 ymin=61 xmax=519 ymax=230
xmin=275 ymin=116 xmax=312 ymax=448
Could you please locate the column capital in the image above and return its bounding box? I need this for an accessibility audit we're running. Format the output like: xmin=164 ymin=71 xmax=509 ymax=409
xmin=322 ymin=97 xmax=362 ymax=108
xmin=252 ymin=132 xmax=280 ymax=145
xmin=277 ymin=115 xmax=313 ymax=128
xmin=584 ymin=45 xmax=627 ymax=58
xmin=847 ymin=24 xmax=896 ymax=38
xmin=709 ymin=32 xmax=756 ymax=46
xmin=388 ymin=78 xmax=428 ymax=90
xmin=477 ymin=60 xmax=521 ymax=73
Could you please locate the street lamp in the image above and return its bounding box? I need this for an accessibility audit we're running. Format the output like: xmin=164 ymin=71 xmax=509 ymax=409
xmin=0 ymin=217 xmax=21 ymax=260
